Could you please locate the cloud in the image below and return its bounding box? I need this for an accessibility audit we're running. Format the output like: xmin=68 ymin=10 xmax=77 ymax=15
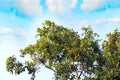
xmin=92 ymin=18 xmax=120 ymax=25
xmin=46 ymin=0 xmax=77 ymax=14
xmin=15 ymin=28 xmax=28 ymax=36
xmin=0 ymin=27 xmax=27 ymax=36
xmin=80 ymin=19 xmax=88 ymax=24
xmin=92 ymin=19 xmax=106 ymax=24
xmin=70 ymin=0 xmax=78 ymax=8
xmin=108 ymin=18 xmax=120 ymax=23
xmin=80 ymin=0 xmax=120 ymax=11
xmin=14 ymin=0 xmax=42 ymax=17
xmin=81 ymin=0 xmax=106 ymax=11
xmin=0 ymin=0 xmax=42 ymax=17
xmin=0 ymin=27 xmax=13 ymax=34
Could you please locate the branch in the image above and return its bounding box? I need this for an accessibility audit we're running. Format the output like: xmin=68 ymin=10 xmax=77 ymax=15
xmin=78 ymin=70 xmax=83 ymax=79
xmin=45 ymin=65 xmax=56 ymax=72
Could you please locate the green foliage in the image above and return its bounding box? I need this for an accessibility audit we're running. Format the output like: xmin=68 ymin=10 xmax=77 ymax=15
xmin=6 ymin=56 xmax=16 ymax=74
xmin=6 ymin=20 xmax=120 ymax=80
xmin=6 ymin=56 xmax=25 ymax=75
xmin=95 ymin=29 xmax=120 ymax=80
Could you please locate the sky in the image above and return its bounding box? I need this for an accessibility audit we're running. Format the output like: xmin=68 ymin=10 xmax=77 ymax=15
xmin=0 ymin=0 xmax=120 ymax=80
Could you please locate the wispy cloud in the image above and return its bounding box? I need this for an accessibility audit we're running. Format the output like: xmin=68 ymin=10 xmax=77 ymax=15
xmin=14 ymin=0 xmax=42 ymax=17
xmin=92 ymin=18 xmax=120 ymax=25
xmin=0 ymin=0 xmax=42 ymax=17
xmin=0 ymin=27 xmax=27 ymax=36
xmin=0 ymin=27 xmax=28 ymax=47
xmin=15 ymin=28 xmax=28 ymax=36
xmin=0 ymin=27 xmax=13 ymax=34
xmin=92 ymin=19 xmax=106 ymax=24
xmin=80 ymin=0 xmax=120 ymax=11
xmin=80 ymin=19 xmax=89 ymax=24
xmin=108 ymin=18 xmax=120 ymax=23
xmin=81 ymin=0 xmax=106 ymax=11
xmin=46 ymin=0 xmax=77 ymax=14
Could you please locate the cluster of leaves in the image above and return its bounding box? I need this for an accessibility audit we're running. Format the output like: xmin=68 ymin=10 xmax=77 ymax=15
xmin=6 ymin=20 xmax=120 ymax=80
xmin=6 ymin=56 xmax=36 ymax=80
xmin=6 ymin=56 xmax=24 ymax=75
xmin=95 ymin=29 xmax=120 ymax=80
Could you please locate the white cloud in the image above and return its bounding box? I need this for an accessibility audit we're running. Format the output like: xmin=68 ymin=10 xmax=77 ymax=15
xmin=80 ymin=19 xmax=88 ymax=24
xmin=108 ymin=18 xmax=120 ymax=23
xmin=14 ymin=0 xmax=42 ymax=17
xmin=46 ymin=0 xmax=77 ymax=14
xmin=0 ymin=27 xmax=28 ymax=48
xmin=0 ymin=27 xmax=27 ymax=36
xmin=81 ymin=0 xmax=106 ymax=11
xmin=70 ymin=0 xmax=78 ymax=8
xmin=0 ymin=0 xmax=42 ymax=17
xmin=15 ymin=28 xmax=28 ymax=36
xmin=0 ymin=27 xmax=13 ymax=34
xmin=92 ymin=19 xmax=106 ymax=24
xmin=92 ymin=18 xmax=120 ymax=25
xmin=80 ymin=0 xmax=120 ymax=11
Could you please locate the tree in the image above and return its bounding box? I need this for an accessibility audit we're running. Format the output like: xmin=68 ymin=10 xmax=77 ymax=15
xmin=6 ymin=20 xmax=120 ymax=80
xmin=94 ymin=29 xmax=120 ymax=80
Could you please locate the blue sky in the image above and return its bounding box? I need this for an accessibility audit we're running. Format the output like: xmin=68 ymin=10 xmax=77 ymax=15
xmin=0 ymin=0 xmax=120 ymax=80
